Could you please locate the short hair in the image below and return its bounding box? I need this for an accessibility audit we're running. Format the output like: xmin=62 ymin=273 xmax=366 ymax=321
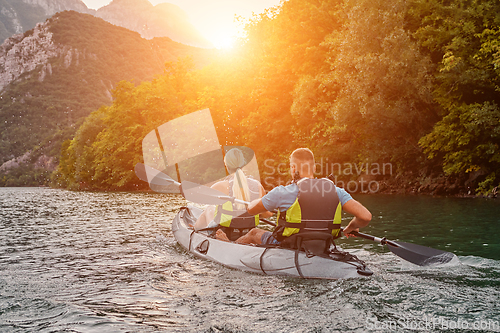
xmin=290 ymin=148 xmax=315 ymax=176
xmin=290 ymin=148 xmax=314 ymax=163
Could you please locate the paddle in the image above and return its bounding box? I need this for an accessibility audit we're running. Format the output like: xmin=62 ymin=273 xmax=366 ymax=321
xmin=134 ymin=163 xmax=180 ymax=187
xmin=136 ymin=163 xmax=251 ymax=205
xmin=345 ymin=229 xmax=456 ymax=266
xmin=255 ymin=219 xmax=455 ymax=266
xmin=183 ymin=179 xmax=455 ymax=266
xmin=135 ymin=163 xmax=276 ymax=227
xmin=180 ymin=180 xmax=250 ymax=205
xmin=183 ymin=183 xmax=457 ymax=265
xmin=137 ymin=163 xmax=455 ymax=266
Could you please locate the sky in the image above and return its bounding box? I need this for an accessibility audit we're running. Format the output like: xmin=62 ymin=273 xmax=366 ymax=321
xmin=80 ymin=0 xmax=282 ymax=48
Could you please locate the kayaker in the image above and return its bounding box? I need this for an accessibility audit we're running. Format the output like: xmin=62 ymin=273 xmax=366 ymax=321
xmin=234 ymin=148 xmax=372 ymax=245
xmin=193 ymin=148 xmax=271 ymax=235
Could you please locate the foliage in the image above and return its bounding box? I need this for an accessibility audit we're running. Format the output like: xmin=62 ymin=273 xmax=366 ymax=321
xmin=0 ymin=164 xmax=51 ymax=187
xmin=192 ymin=0 xmax=349 ymax=185
xmin=411 ymin=0 xmax=500 ymax=192
xmin=420 ymin=102 xmax=500 ymax=189
xmin=290 ymin=0 xmax=436 ymax=170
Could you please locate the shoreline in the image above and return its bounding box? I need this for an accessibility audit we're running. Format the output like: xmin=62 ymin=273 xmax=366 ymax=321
xmin=2 ymin=184 xmax=497 ymax=199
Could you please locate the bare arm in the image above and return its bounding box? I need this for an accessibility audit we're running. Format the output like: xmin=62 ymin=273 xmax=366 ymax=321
xmin=257 ymin=208 xmax=273 ymax=218
xmin=342 ymin=199 xmax=372 ymax=236
xmin=256 ymin=184 xmax=273 ymax=218
xmin=247 ymin=198 xmax=269 ymax=216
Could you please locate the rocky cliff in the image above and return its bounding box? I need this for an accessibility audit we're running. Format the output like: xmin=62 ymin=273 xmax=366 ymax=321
xmin=19 ymin=0 xmax=89 ymax=15
xmin=0 ymin=21 xmax=60 ymax=92
xmin=95 ymin=0 xmax=212 ymax=48
xmin=0 ymin=0 xmax=90 ymax=42
xmin=1 ymin=0 xmax=212 ymax=48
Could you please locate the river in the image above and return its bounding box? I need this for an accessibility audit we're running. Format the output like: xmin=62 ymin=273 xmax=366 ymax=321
xmin=0 ymin=187 xmax=499 ymax=332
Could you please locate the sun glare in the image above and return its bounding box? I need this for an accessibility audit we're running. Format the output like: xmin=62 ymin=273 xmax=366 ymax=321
xmin=210 ymin=32 xmax=236 ymax=49
xmin=188 ymin=7 xmax=243 ymax=50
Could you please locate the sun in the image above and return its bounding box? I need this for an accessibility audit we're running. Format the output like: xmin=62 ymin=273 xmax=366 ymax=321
xmin=209 ymin=32 xmax=236 ymax=49
xmin=198 ymin=21 xmax=240 ymax=49
xmin=188 ymin=7 xmax=242 ymax=50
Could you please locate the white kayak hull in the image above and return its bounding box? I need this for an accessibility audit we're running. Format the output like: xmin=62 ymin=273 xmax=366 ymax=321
xmin=172 ymin=206 xmax=373 ymax=279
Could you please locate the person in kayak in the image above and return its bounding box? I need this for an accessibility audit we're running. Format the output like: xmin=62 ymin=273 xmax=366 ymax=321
xmin=234 ymin=148 xmax=372 ymax=245
xmin=193 ymin=148 xmax=271 ymax=238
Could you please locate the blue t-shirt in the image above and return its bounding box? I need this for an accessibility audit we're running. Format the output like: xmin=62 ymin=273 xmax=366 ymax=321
xmin=261 ymin=181 xmax=352 ymax=212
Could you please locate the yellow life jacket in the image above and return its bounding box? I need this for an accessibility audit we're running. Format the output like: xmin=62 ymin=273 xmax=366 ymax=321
xmin=213 ymin=177 xmax=260 ymax=229
xmin=276 ymin=178 xmax=342 ymax=240
xmin=214 ymin=201 xmax=259 ymax=228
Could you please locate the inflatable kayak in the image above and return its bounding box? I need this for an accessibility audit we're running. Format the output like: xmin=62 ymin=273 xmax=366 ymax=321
xmin=172 ymin=206 xmax=373 ymax=279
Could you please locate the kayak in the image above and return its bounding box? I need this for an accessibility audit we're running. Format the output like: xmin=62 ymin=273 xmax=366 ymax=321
xmin=171 ymin=206 xmax=373 ymax=279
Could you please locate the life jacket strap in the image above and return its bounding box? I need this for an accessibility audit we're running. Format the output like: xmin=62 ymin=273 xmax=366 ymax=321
xmin=280 ymin=220 xmax=340 ymax=229
xmin=279 ymin=214 xmax=340 ymax=230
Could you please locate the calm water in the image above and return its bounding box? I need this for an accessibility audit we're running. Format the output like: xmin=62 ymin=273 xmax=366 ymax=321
xmin=0 ymin=188 xmax=499 ymax=332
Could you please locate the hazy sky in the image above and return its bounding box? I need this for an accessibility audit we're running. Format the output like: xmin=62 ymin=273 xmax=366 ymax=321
xmin=80 ymin=0 xmax=282 ymax=47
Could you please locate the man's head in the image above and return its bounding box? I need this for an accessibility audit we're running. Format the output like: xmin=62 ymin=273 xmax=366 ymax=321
xmin=290 ymin=148 xmax=315 ymax=178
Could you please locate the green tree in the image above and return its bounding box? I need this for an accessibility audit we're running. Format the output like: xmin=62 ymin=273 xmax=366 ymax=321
xmin=419 ymin=102 xmax=500 ymax=193
xmin=411 ymin=0 xmax=500 ymax=192
xmin=291 ymin=0 xmax=436 ymax=170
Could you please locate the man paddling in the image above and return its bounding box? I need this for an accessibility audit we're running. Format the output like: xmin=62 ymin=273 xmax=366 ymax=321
xmin=234 ymin=148 xmax=372 ymax=245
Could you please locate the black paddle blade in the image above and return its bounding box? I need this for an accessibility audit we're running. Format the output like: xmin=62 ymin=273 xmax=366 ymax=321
xmin=181 ymin=180 xmax=233 ymax=205
xmin=388 ymin=241 xmax=456 ymax=266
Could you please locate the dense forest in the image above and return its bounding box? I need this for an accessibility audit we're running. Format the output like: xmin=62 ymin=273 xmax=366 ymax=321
xmin=15 ymin=0 xmax=500 ymax=196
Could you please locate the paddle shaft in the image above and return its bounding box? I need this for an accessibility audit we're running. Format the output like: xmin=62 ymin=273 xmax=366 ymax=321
xmin=346 ymin=229 xmax=400 ymax=248
xmin=252 ymin=224 xmax=399 ymax=248
xmin=135 ymin=163 xmax=181 ymax=187
xmin=213 ymin=195 xmax=249 ymax=206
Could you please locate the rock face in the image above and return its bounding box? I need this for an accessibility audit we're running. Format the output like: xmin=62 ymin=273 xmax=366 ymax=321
xmin=0 ymin=16 xmax=99 ymax=92
xmin=0 ymin=21 xmax=58 ymax=91
xmin=95 ymin=0 xmax=212 ymax=47
xmin=20 ymin=0 xmax=89 ymax=15
xmin=1 ymin=5 xmax=24 ymax=35
xmin=0 ymin=0 xmax=91 ymax=42
xmin=0 ymin=0 xmax=212 ymax=48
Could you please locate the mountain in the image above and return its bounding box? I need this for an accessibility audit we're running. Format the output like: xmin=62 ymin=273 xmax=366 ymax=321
xmin=95 ymin=0 xmax=212 ymax=48
xmin=0 ymin=0 xmax=212 ymax=48
xmin=0 ymin=0 xmax=90 ymax=42
xmin=0 ymin=10 xmax=212 ymax=185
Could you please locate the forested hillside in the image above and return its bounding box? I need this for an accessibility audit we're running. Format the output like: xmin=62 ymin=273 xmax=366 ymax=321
xmin=18 ymin=0 xmax=500 ymax=196
xmin=0 ymin=10 xmax=211 ymax=186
